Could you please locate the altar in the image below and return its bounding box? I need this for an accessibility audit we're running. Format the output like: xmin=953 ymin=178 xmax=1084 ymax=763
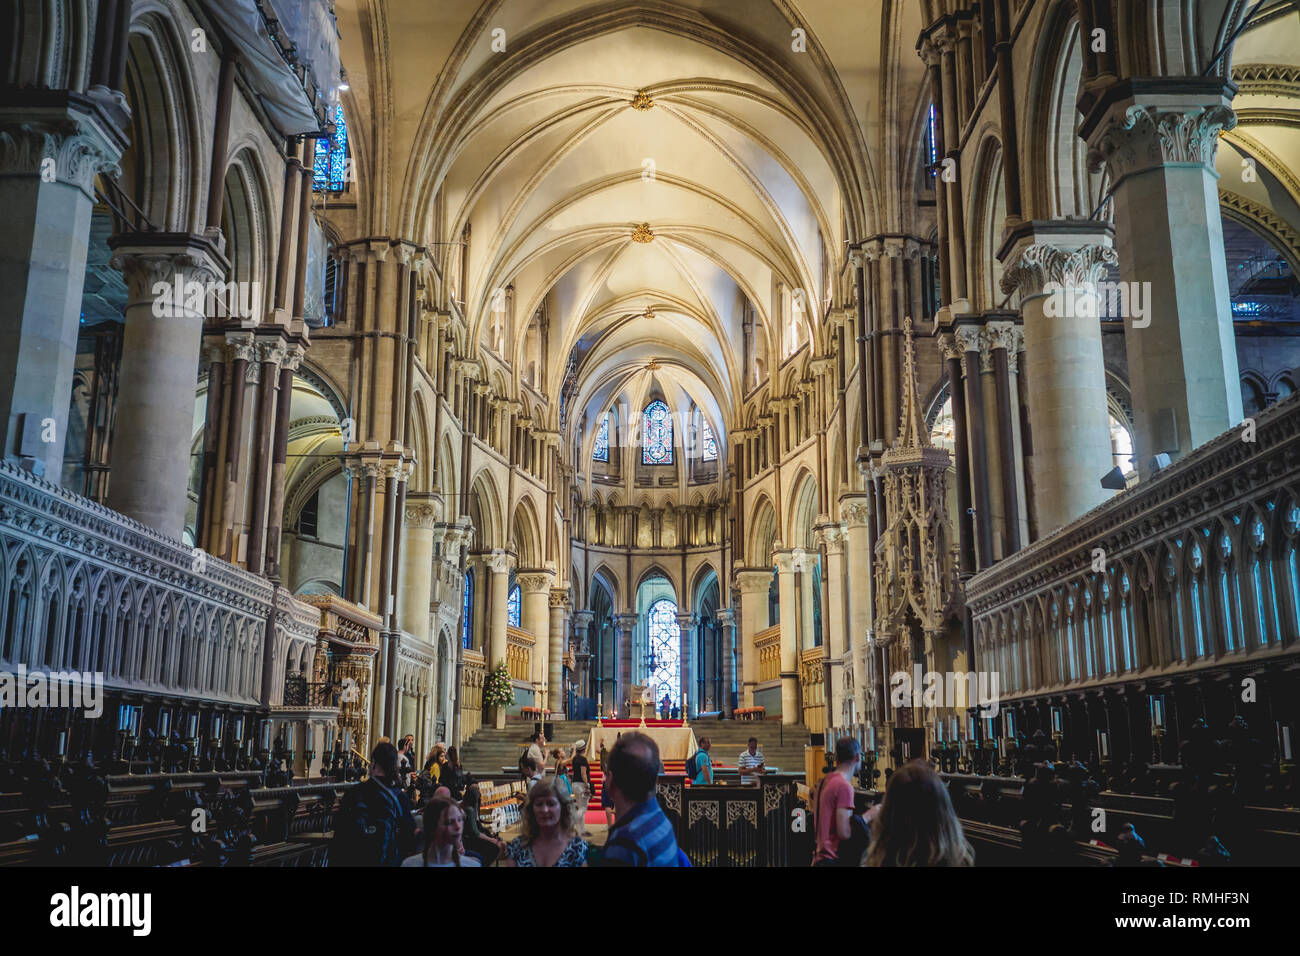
xmin=588 ymin=721 xmax=699 ymax=761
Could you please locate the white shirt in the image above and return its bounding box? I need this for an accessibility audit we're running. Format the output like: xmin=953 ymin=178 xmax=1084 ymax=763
xmin=737 ymin=748 xmax=765 ymax=784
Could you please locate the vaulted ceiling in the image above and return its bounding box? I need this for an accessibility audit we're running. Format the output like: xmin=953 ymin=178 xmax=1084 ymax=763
xmin=334 ymin=0 xmax=930 ymax=455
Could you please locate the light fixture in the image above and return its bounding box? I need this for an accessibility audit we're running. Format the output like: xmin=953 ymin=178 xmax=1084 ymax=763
xmin=337 ymin=68 xmax=350 ymax=92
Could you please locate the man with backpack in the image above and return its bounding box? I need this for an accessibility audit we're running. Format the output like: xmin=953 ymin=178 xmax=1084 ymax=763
xmin=688 ymin=737 xmax=713 ymax=784
xmin=331 ymin=742 xmax=417 ymax=866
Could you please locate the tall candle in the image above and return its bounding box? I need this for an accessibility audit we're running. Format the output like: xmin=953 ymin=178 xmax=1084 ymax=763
xmin=187 ymin=713 xmax=198 ymax=738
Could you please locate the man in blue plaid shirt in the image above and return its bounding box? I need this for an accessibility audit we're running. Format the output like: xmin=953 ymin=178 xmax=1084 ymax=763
xmin=600 ymin=732 xmax=687 ymax=866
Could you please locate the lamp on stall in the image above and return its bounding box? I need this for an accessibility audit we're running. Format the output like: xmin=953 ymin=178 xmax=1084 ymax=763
xmin=1149 ymin=694 xmax=1166 ymax=764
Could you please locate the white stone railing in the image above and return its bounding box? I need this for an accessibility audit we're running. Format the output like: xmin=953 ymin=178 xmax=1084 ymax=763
xmin=0 ymin=461 xmax=308 ymax=705
xmin=966 ymin=393 xmax=1300 ymax=699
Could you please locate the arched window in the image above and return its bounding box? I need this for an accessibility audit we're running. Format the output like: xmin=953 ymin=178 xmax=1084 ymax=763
xmin=592 ymin=412 xmax=610 ymax=462
xmin=461 ymin=569 xmax=474 ymax=649
xmin=642 ymin=400 xmax=674 ymax=465
xmin=507 ymin=583 xmax=521 ymax=628
xmin=1109 ymin=414 xmax=1135 ymax=475
xmin=647 ymin=598 xmax=681 ymax=709
xmin=314 ymin=104 xmax=350 ymax=193
xmin=701 ymin=417 xmax=718 ymax=462
xmin=924 ymin=103 xmax=938 ymax=178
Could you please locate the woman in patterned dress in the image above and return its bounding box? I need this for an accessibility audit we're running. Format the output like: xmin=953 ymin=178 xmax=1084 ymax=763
xmin=502 ymin=778 xmax=588 ymax=867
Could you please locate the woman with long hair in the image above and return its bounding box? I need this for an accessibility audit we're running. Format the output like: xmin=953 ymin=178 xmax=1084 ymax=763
xmin=502 ymin=778 xmax=588 ymax=867
xmin=864 ymin=759 xmax=974 ymax=867
xmin=401 ymin=797 xmax=480 ymax=867
xmin=442 ymin=746 xmax=464 ymax=800
xmin=459 ymin=783 xmax=507 ymax=865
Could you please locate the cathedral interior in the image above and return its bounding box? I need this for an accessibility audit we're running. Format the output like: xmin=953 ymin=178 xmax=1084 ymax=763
xmin=0 ymin=0 xmax=1299 ymax=885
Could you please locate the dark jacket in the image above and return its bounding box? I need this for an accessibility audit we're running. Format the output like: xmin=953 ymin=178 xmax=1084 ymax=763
xmin=332 ymin=777 xmax=417 ymax=867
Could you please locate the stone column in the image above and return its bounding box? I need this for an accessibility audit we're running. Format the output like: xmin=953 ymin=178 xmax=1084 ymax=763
xmin=517 ymin=571 xmax=554 ymax=697
xmin=999 ymin=222 xmax=1117 ymax=534
xmin=817 ymin=521 xmax=847 ymax=724
xmin=398 ymin=497 xmax=441 ymax=642
xmin=715 ymin=608 xmax=737 ymax=715
xmin=1082 ymin=84 xmax=1243 ymax=475
xmin=840 ymin=496 xmax=873 ymax=723
xmin=0 ymin=98 xmax=126 ymax=479
xmin=613 ymin=612 xmax=639 ymax=717
xmin=734 ymin=569 xmax=772 ymax=709
xmin=548 ymin=588 xmax=568 ymax=715
xmin=106 ymin=232 xmax=227 ymax=536
xmin=955 ymin=325 xmax=995 ymax=568
xmin=773 ymin=550 xmax=801 ymax=725
xmin=485 ymin=550 xmax=512 ymax=728
xmin=676 ymin=611 xmax=697 ymax=716
xmin=985 ymin=321 xmax=1025 ymax=555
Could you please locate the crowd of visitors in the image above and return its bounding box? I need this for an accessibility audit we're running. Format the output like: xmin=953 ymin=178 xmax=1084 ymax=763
xmin=331 ymin=730 xmax=988 ymax=867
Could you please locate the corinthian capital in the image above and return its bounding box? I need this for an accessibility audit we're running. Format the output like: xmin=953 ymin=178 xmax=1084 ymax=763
xmin=403 ymin=502 xmax=441 ymax=530
xmin=1087 ymin=102 xmax=1236 ymax=185
xmin=0 ymin=107 xmax=125 ymax=198
xmin=516 ymin=571 xmax=554 ymax=593
xmin=1000 ymin=243 xmax=1117 ymax=301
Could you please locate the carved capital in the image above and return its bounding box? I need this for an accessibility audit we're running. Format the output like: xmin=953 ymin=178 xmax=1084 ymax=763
xmin=839 ymin=496 xmax=872 ymax=528
xmin=733 ymin=568 xmax=774 ymax=594
xmin=225 ymin=331 xmax=257 ymax=364
xmin=1087 ymin=102 xmax=1236 ymax=184
xmin=108 ymin=231 xmax=229 ymax=314
xmin=483 ymin=550 xmax=513 ymax=575
xmin=999 ymin=242 xmax=1117 ymax=301
xmin=549 ymin=588 xmax=570 ymax=610
xmin=715 ymin=608 xmax=737 ymax=628
xmin=0 ymin=107 xmax=124 ymax=198
xmin=403 ymin=502 xmax=441 ymax=530
xmin=516 ymin=571 xmax=554 ymax=593
xmin=936 ymin=333 xmax=963 ymax=364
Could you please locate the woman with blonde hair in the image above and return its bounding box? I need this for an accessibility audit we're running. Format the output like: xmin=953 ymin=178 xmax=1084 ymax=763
xmin=864 ymin=759 xmax=974 ymax=867
xmin=502 ymin=778 xmax=588 ymax=867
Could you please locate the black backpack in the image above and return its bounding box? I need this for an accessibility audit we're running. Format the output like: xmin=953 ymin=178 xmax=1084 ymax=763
xmin=685 ymin=751 xmax=699 ymax=779
xmin=332 ymin=779 xmax=404 ymax=867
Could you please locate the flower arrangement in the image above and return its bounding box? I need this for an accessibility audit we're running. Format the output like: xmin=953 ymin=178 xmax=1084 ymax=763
xmin=484 ymin=662 xmax=515 ymax=709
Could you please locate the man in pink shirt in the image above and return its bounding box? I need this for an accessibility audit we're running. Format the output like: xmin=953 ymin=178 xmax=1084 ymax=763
xmin=813 ymin=737 xmax=863 ymax=866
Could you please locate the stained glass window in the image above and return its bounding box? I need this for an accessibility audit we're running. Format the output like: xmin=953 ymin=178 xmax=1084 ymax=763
xmin=314 ymin=104 xmax=349 ymax=192
xmin=642 ymin=400 xmax=674 ymax=465
xmin=926 ymin=103 xmax=938 ymax=177
xmin=647 ymin=598 xmax=681 ymax=710
xmin=592 ymin=412 xmax=610 ymax=462
xmin=507 ymin=584 xmax=521 ymax=628
xmin=462 ymin=570 xmax=474 ymax=649
xmin=701 ymin=417 xmax=718 ymax=462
